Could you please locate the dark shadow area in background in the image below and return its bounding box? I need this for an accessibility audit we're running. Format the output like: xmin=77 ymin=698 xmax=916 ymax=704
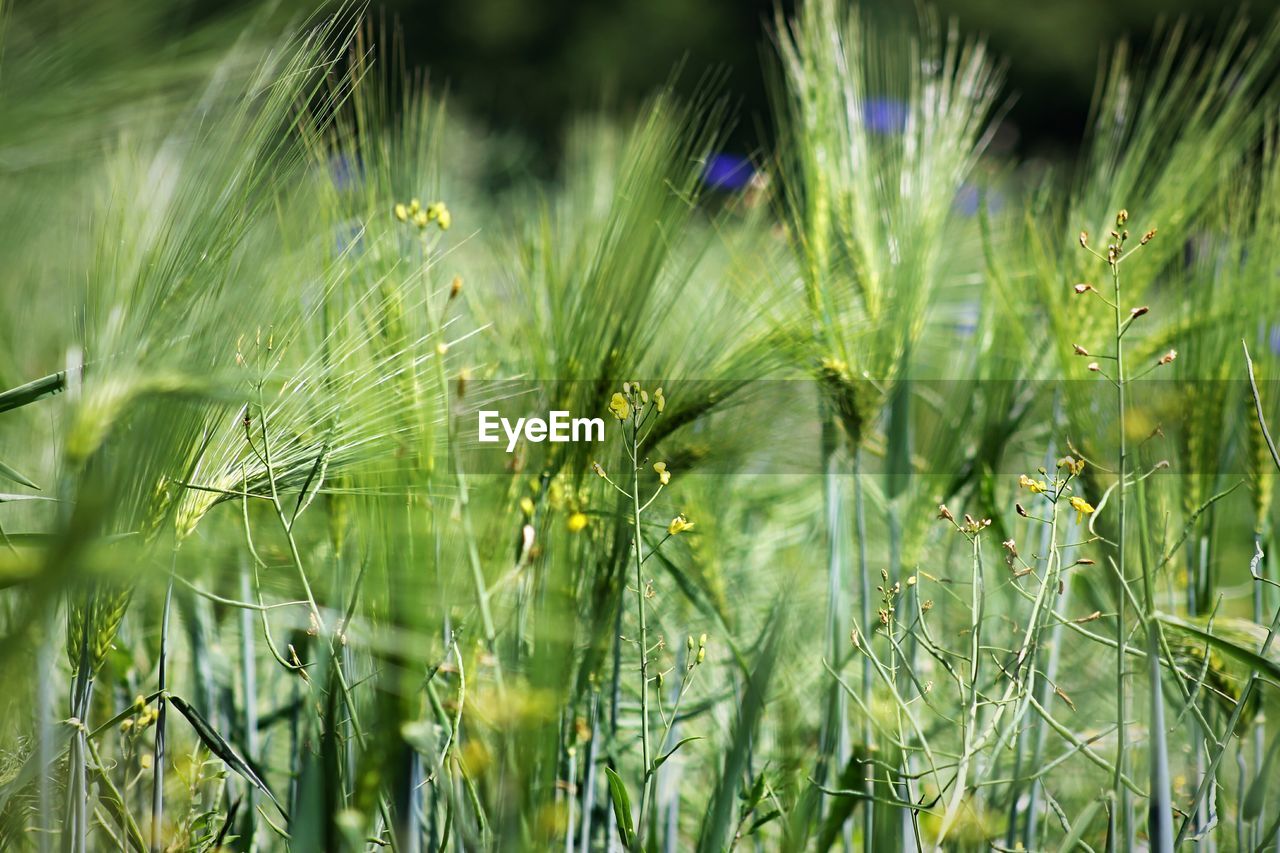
xmin=375 ymin=0 xmax=1272 ymax=172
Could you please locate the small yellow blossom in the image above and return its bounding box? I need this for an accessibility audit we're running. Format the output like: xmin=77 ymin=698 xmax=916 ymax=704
xmin=654 ymin=461 xmax=670 ymax=486
xmin=519 ymin=496 xmax=535 ymax=517
xmin=609 ymin=392 xmax=631 ymax=420
xmin=1069 ymin=496 xmax=1095 ymax=524
xmin=567 ymin=512 xmax=588 ymax=533
xmin=1058 ymin=456 xmax=1085 ymax=477
xmin=393 ymin=203 xmax=408 ymax=222
xmin=592 ymin=461 xmax=606 ymax=478
xmin=1018 ymin=474 xmax=1047 ymax=494
xmin=412 ymin=210 xmax=430 ymax=228
xmin=427 ymin=201 xmax=451 ymax=230
xmin=409 ymin=199 xmax=421 ymax=215
xmin=668 ymin=514 xmax=694 ymax=536
xmin=654 ymin=387 xmax=665 ymax=413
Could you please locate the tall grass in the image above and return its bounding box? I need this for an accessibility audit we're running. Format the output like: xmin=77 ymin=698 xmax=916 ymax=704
xmin=2 ymin=0 xmax=1280 ymax=850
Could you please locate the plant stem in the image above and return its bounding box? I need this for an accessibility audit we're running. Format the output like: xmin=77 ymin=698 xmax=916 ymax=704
xmin=152 ymin=567 xmax=174 ymax=853
xmin=936 ymin=533 xmax=983 ymax=846
xmin=1110 ymin=256 xmax=1131 ymax=851
xmin=632 ymin=417 xmax=653 ymax=844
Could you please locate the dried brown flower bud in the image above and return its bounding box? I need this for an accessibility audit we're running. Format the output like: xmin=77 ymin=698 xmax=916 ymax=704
xmin=1074 ymin=283 xmax=1094 ymax=294
xmin=937 ymin=504 xmax=954 ymax=522
xmin=1087 ymin=362 xmax=1101 ymax=372
xmin=1130 ymin=305 xmax=1149 ymax=318
xmin=1079 ymin=231 xmax=1088 ymax=248
xmin=1141 ymin=228 xmax=1157 ymax=245
xmin=1116 ymin=209 xmax=1129 ymax=226
xmin=449 ymin=276 xmax=463 ymax=300
xmin=1015 ymin=502 xmax=1028 ymax=517
xmin=1158 ymin=349 xmax=1177 ymax=366
xmin=1073 ymin=344 xmax=1089 ymax=356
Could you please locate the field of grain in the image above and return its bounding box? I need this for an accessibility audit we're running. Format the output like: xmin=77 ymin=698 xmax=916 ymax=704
xmin=3 ymin=1 xmax=1280 ymax=850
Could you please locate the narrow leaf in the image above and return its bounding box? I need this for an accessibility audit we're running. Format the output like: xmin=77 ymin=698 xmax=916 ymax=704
xmin=650 ymin=736 xmax=700 ymax=774
xmin=604 ymin=765 xmax=635 ymax=849
xmin=169 ymin=695 xmax=286 ymax=817
xmin=0 ymin=458 xmax=38 ymax=490
xmin=1155 ymin=612 xmax=1280 ymax=682
xmin=0 ymin=370 xmax=66 ymax=414
xmin=1060 ymin=796 xmax=1107 ymax=851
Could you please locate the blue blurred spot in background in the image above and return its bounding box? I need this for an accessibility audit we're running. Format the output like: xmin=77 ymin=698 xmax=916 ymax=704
xmin=702 ymin=153 xmax=754 ymax=191
xmin=864 ymin=97 xmax=907 ymax=134
xmin=955 ymin=184 xmax=1003 ymax=217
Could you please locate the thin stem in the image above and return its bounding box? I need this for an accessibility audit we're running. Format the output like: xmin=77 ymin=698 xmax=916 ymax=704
xmin=632 ymin=413 xmax=653 ymax=844
xmin=151 ymin=560 xmax=175 ymax=852
xmin=1110 ymin=256 xmax=1131 ymax=852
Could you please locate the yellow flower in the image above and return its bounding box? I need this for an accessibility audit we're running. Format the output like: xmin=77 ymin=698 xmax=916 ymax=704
xmin=592 ymin=461 xmax=607 ymax=478
xmin=654 ymin=386 xmax=665 ymax=413
xmin=393 ymin=203 xmax=408 ymax=222
xmin=653 ymin=461 xmax=670 ymax=485
xmin=609 ymin=392 xmax=631 ymax=420
xmin=668 ymin=514 xmax=694 ymax=536
xmin=1057 ymin=456 xmax=1085 ymax=477
xmin=1018 ymin=474 xmax=1047 ymax=494
xmin=566 ymin=512 xmax=588 ymax=533
xmin=408 ymin=198 xmax=421 ymax=215
xmin=1069 ymin=496 xmax=1095 ymax=524
xmin=412 ymin=210 xmax=430 ymax=228
xmin=427 ymin=201 xmax=451 ymax=230
xmin=519 ymin=496 xmax=535 ymax=517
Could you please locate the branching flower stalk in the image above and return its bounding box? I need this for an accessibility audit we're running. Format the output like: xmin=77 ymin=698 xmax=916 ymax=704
xmin=1078 ymin=213 xmax=1167 ymax=850
xmin=598 ymin=382 xmax=687 ymax=846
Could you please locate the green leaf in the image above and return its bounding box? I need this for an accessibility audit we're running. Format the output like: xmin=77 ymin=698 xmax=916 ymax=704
xmin=1155 ymin=612 xmax=1280 ymax=682
xmin=0 ymin=492 xmax=53 ymax=503
xmin=1060 ymin=796 xmax=1108 ymax=851
xmin=1243 ymin=733 xmax=1280 ymax=820
xmin=650 ymin=736 xmax=700 ymax=774
xmin=697 ymin=609 xmax=783 ymax=853
xmin=0 ymin=370 xmax=66 ymax=414
xmin=0 ymin=458 xmax=38 ymax=490
xmin=169 ymin=695 xmax=286 ymax=818
xmin=604 ymin=765 xmax=636 ymax=850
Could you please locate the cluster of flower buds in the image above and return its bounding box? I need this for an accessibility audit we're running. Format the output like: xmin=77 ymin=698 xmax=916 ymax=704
xmin=119 ymin=695 xmax=159 ymax=736
xmin=686 ymin=632 xmax=708 ymax=668
xmin=609 ymin=381 xmax=666 ymax=421
xmin=938 ymin=505 xmax=992 ymax=537
xmin=393 ymin=198 xmax=452 ymax=231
